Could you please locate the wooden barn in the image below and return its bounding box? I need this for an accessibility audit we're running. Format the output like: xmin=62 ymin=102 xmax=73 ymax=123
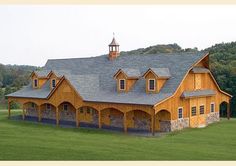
xmin=6 ymin=37 xmax=232 ymax=135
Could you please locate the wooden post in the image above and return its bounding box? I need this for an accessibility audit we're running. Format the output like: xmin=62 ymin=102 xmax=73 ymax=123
xmin=98 ymin=110 xmax=102 ymax=129
xmin=22 ymin=106 xmax=25 ymax=120
xmin=8 ymin=101 xmax=11 ymax=119
xmin=123 ymin=112 xmax=127 ymax=133
xmin=227 ymin=101 xmax=231 ymax=120
xmin=38 ymin=106 xmax=42 ymax=122
xmin=76 ymin=109 xmax=80 ymax=127
xmin=151 ymin=112 xmax=156 ymax=136
xmin=56 ymin=107 xmax=59 ymax=126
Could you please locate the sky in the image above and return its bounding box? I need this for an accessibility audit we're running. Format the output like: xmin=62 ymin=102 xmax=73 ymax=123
xmin=0 ymin=5 xmax=236 ymax=66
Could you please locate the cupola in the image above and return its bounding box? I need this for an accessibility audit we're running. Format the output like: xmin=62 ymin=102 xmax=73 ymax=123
xmin=108 ymin=34 xmax=120 ymax=60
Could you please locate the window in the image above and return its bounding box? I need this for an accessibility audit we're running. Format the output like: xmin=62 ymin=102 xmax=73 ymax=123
xmin=148 ymin=79 xmax=155 ymax=91
xmin=52 ymin=79 xmax=56 ymax=88
xmin=191 ymin=106 xmax=197 ymax=116
xmin=200 ymin=105 xmax=205 ymax=115
xmin=46 ymin=104 xmax=51 ymax=111
xmin=87 ymin=108 xmax=90 ymax=114
xmin=178 ymin=107 xmax=183 ymax=119
xmin=119 ymin=79 xmax=125 ymax=90
xmin=34 ymin=79 xmax=38 ymax=88
xmin=31 ymin=103 xmax=35 ymax=108
xmin=211 ymin=103 xmax=215 ymax=113
xmin=80 ymin=108 xmax=84 ymax=113
xmin=63 ymin=104 xmax=68 ymax=111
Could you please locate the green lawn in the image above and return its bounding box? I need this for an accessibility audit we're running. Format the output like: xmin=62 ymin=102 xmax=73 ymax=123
xmin=0 ymin=109 xmax=236 ymax=160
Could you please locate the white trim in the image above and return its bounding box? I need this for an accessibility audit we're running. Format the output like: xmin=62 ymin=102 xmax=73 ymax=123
xmin=178 ymin=107 xmax=183 ymax=119
xmin=119 ymin=79 xmax=126 ymax=90
xmin=199 ymin=104 xmax=205 ymax=115
xmin=148 ymin=79 xmax=156 ymax=91
xmin=210 ymin=102 xmax=215 ymax=113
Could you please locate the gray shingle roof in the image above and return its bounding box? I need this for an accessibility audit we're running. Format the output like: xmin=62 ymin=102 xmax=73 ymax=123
xmin=149 ymin=68 xmax=171 ymax=78
xmin=7 ymin=80 xmax=51 ymax=99
xmin=118 ymin=68 xmax=141 ymax=78
xmin=192 ymin=67 xmax=210 ymax=73
xmin=181 ymin=89 xmax=216 ymax=98
xmin=7 ymin=52 xmax=208 ymax=105
xmin=34 ymin=70 xmax=51 ymax=77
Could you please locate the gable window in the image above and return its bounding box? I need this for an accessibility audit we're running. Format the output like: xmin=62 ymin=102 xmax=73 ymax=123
xmin=52 ymin=79 xmax=56 ymax=88
xmin=46 ymin=104 xmax=51 ymax=111
xmin=210 ymin=102 xmax=215 ymax=113
xmin=34 ymin=79 xmax=38 ymax=88
xmin=178 ymin=107 xmax=183 ymax=119
xmin=200 ymin=105 xmax=205 ymax=115
xmin=148 ymin=79 xmax=155 ymax=91
xmin=63 ymin=104 xmax=68 ymax=111
xmin=191 ymin=106 xmax=197 ymax=116
xmin=119 ymin=79 xmax=125 ymax=90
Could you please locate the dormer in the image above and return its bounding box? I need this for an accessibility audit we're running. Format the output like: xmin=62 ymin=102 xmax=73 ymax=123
xmin=113 ymin=68 xmax=141 ymax=93
xmin=143 ymin=68 xmax=171 ymax=93
xmin=47 ymin=71 xmax=60 ymax=89
xmin=30 ymin=71 xmax=48 ymax=89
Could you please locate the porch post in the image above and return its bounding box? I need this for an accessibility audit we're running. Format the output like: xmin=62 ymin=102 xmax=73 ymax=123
xmin=8 ymin=101 xmax=11 ymax=119
xmin=38 ymin=106 xmax=42 ymax=122
xmin=151 ymin=110 xmax=155 ymax=136
xmin=98 ymin=110 xmax=102 ymax=129
xmin=76 ymin=109 xmax=80 ymax=127
xmin=22 ymin=105 xmax=25 ymax=120
xmin=56 ymin=107 xmax=59 ymax=126
xmin=123 ymin=112 xmax=127 ymax=133
xmin=227 ymin=100 xmax=231 ymax=120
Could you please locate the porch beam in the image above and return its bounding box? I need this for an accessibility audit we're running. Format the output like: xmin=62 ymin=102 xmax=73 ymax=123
xmin=76 ymin=109 xmax=80 ymax=127
xmin=38 ymin=106 xmax=42 ymax=122
xmin=8 ymin=101 xmax=11 ymax=119
xmin=123 ymin=112 xmax=127 ymax=133
xmin=151 ymin=111 xmax=155 ymax=136
xmin=98 ymin=110 xmax=102 ymax=129
xmin=22 ymin=105 xmax=25 ymax=120
xmin=227 ymin=100 xmax=231 ymax=120
xmin=56 ymin=107 xmax=59 ymax=126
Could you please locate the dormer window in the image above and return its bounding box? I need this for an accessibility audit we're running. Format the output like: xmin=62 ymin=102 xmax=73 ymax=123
xmin=114 ymin=68 xmax=140 ymax=93
xmin=143 ymin=68 xmax=171 ymax=93
xmin=148 ymin=79 xmax=155 ymax=91
xmin=52 ymin=79 xmax=56 ymax=88
xmin=34 ymin=79 xmax=38 ymax=88
xmin=119 ymin=79 xmax=125 ymax=90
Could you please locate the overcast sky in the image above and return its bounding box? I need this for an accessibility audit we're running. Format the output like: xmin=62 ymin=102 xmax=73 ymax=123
xmin=0 ymin=5 xmax=236 ymax=66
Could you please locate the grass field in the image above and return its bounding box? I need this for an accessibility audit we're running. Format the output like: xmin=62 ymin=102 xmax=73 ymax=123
xmin=0 ymin=109 xmax=236 ymax=160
